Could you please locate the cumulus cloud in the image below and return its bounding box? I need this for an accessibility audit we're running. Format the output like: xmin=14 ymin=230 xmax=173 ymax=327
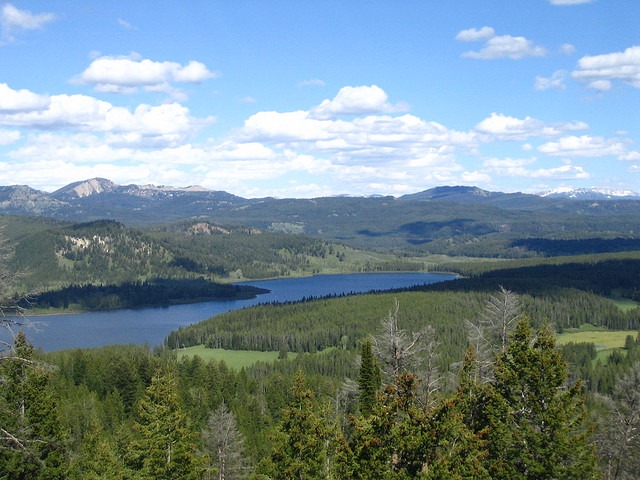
xmin=538 ymin=135 xmax=630 ymax=157
xmin=310 ymin=85 xmax=408 ymax=119
xmin=456 ymin=27 xmax=547 ymax=60
xmin=0 ymin=129 xmax=20 ymax=145
xmin=0 ymin=83 xmax=50 ymax=112
xmin=455 ymin=26 xmax=495 ymax=42
xmin=1 ymin=3 xmax=56 ymax=44
xmin=619 ymin=151 xmax=640 ymax=162
xmin=534 ymin=70 xmax=567 ymax=91
xmin=483 ymin=157 xmax=590 ymax=179
xmin=571 ymin=46 xmax=640 ymax=90
xmin=74 ymin=53 xmax=218 ymax=96
xmin=474 ymin=113 xmax=587 ymax=140
xmin=2 ymin=81 xmax=626 ymax=198
xmin=0 ymin=85 xmax=213 ymax=147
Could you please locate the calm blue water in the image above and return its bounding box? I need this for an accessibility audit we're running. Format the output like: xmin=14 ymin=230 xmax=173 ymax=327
xmin=9 ymin=272 xmax=455 ymax=351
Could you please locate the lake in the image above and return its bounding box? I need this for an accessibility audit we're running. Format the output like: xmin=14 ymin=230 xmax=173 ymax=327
xmin=9 ymin=272 xmax=456 ymax=351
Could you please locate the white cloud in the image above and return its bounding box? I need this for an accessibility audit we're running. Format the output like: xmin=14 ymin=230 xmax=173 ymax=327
xmin=534 ymin=70 xmax=567 ymax=91
xmin=571 ymin=46 xmax=640 ymax=90
xmin=0 ymin=129 xmax=20 ymax=145
xmin=474 ymin=113 xmax=587 ymax=140
xmin=538 ymin=135 xmax=629 ymax=157
xmin=117 ymin=18 xmax=137 ymax=30
xmin=0 ymin=87 xmax=213 ymax=147
xmin=619 ymin=151 xmax=640 ymax=162
xmin=560 ymin=43 xmax=576 ymax=56
xmin=455 ymin=26 xmax=495 ymax=42
xmin=457 ymin=27 xmax=547 ymax=60
xmin=2 ymin=81 xmax=627 ymax=198
xmin=74 ymin=54 xmax=218 ymax=96
xmin=310 ymin=85 xmax=408 ymax=119
xmin=1 ymin=3 xmax=56 ymax=43
xmin=0 ymin=83 xmax=50 ymax=112
xmin=483 ymin=157 xmax=590 ymax=179
xmin=548 ymin=0 xmax=594 ymax=5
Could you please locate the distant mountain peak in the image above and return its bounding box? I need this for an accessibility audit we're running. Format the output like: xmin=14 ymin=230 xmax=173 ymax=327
xmin=52 ymin=178 xmax=214 ymax=201
xmin=538 ymin=187 xmax=640 ymax=200
xmin=53 ymin=178 xmax=117 ymax=199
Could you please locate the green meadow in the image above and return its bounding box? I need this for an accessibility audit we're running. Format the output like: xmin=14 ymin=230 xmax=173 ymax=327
xmin=177 ymin=345 xmax=280 ymax=369
xmin=556 ymin=326 xmax=639 ymax=362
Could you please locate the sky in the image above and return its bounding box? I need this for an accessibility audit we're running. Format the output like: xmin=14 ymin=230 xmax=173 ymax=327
xmin=0 ymin=1 xmax=639 ymax=198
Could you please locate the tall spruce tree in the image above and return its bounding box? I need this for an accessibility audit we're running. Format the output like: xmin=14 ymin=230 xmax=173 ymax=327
xmin=131 ymin=368 xmax=204 ymax=480
xmin=482 ymin=318 xmax=599 ymax=479
xmin=263 ymin=370 xmax=334 ymax=479
xmin=357 ymin=337 xmax=381 ymax=416
xmin=0 ymin=331 xmax=68 ymax=480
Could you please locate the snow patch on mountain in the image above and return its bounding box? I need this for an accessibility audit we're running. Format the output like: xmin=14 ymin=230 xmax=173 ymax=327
xmin=538 ymin=187 xmax=640 ymax=200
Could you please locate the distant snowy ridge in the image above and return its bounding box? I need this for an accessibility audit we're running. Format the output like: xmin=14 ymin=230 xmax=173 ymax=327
xmin=538 ymin=187 xmax=640 ymax=200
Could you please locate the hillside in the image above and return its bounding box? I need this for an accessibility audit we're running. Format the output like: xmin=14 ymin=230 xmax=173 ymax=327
xmin=3 ymin=178 xmax=640 ymax=257
xmin=0 ymin=216 xmax=425 ymax=293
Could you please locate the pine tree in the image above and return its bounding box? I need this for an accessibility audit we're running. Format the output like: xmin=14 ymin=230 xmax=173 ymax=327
xmin=0 ymin=331 xmax=68 ymax=479
xmin=131 ymin=368 xmax=204 ymax=480
xmin=263 ymin=370 xmax=334 ymax=479
xmin=69 ymin=425 xmax=125 ymax=480
xmin=482 ymin=318 xmax=599 ymax=479
xmin=357 ymin=337 xmax=381 ymax=416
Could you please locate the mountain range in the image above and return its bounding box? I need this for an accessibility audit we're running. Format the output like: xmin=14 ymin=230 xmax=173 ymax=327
xmin=2 ymin=178 xmax=639 ymax=217
xmin=2 ymin=178 xmax=640 ymax=255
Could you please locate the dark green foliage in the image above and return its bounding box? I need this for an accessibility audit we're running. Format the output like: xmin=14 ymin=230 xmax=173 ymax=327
xmin=260 ymin=371 xmax=335 ymax=479
xmin=479 ymin=319 xmax=599 ymax=479
xmin=0 ymin=332 xmax=68 ymax=480
xmin=24 ymin=278 xmax=266 ymax=311
xmin=130 ymin=368 xmax=204 ymax=479
xmin=358 ymin=338 xmax=380 ymax=416
xmin=339 ymin=373 xmax=489 ymax=479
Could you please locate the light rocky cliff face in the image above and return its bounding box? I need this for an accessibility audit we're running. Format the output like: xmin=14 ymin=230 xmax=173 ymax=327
xmin=70 ymin=178 xmax=117 ymax=198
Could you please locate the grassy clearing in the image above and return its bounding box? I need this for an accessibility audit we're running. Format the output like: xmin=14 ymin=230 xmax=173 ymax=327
xmin=609 ymin=297 xmax=640 ymax=312
xmin=557 ymin=327 xmax=638 ymax=364
xmin=177 ymin=345 xmax=280 ymax=369
xmin=556 ymin=330 xmax=635 ymax=350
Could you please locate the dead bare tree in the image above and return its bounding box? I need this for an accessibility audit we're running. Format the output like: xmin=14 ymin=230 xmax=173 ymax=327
xmin=372 ymin=299 xmax=442 ymax=408
xmin=202 ymin=402 xmax=249 ymax=480
xmin=465 ymin=286 xmax=521 ymax=383
xmin=597 ymin=361 xmax=640 ymax=480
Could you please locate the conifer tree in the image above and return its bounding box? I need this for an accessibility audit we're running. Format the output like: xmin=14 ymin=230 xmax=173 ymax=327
xmin=357 ymin=337 xmax=381 ymax=416
xmin=0 ymin=331 xmax=68 ymax=479
xmin=263 ymin=370 xmax=334 ymax=479
xmin=131 ymin=368 xmax=204 ymax=480
xmin=69 ymin=425 xmax=125 ymax=480
xmin=482 ymin=318 xmax=599 ymax=479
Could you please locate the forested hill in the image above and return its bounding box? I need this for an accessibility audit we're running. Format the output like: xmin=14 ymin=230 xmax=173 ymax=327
xmin=0 ymin=216 xmax=422 ymax=295
xmin=3 ymin=179 xmax=640 ymax=255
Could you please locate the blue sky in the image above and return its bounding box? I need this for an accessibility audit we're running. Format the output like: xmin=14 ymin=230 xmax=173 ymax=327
xmin=0 ymin=1 xmax=639 ymax=198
